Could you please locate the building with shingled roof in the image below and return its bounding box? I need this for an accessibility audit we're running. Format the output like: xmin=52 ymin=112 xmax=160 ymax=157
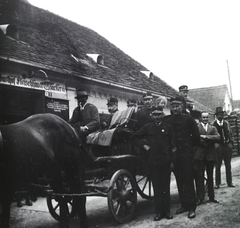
xmin=0 ymin=0 xmax=179 ymax=124
xmin=188 ymin=84 xmax=232 ymax=115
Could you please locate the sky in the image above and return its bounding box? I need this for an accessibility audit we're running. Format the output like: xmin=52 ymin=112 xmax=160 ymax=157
xmin=29 ymin=0 xmax=240 ymax=99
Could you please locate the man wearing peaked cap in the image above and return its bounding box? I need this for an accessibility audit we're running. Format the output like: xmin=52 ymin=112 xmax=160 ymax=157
xmin=166 ymin=95 xmax=200 ymax=219
xmin=131 ymin=105 xmax=177 ymax=221
xmin=178 ymin=85 xmax=193 ymax=115
xmin=107 ymin=97 xmax=118 ymax=114
xmin=143 ymin=91 xmax=153 ymax=99
xmin=133 ymin=92 xmax=154 ymax=131
xmin=213 ymin=106 xmax=235 ymax=189
xmin=69 ymin=88 xmax=100 ymax=142
xmin=179 ymin=85 xmax=189 ymax=91
xmin=127 ymin=99 xmax=137 ymax=108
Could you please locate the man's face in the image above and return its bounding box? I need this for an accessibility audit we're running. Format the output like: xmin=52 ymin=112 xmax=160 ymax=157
xmin=143 ymin=98 xmax=153 ymax=106
xmin=170 ymin=103 xmax=183 ymax=115
xmin=216 ymin=113 xmax=224 ymax=121
xmin=152 ymin=112 xmax=164 ymax=123
xmin=108 ymin=104 xmax=118 ymax=114
xmin=157 ymin=100 xmax=167 ymax=108
xmin=179 ymin=91 xmax=188 ymax=98
xmin=201 ymin=112 xmax=209 ymax=124
xmin=77 ymin=96 xmax=87 ymax=106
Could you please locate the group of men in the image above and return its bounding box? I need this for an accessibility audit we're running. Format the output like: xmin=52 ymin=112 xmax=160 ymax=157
xmin=68 ymin=87 xmax=235 ymax=222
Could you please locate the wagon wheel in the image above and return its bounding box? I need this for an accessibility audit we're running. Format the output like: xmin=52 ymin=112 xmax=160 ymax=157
xmin=47 ymin=193 xmax=75 ymax=222
xmin=108 ymin=169 xmax=137 ymax=223
xmin=135 ymin=175 xmax=154 ymax=200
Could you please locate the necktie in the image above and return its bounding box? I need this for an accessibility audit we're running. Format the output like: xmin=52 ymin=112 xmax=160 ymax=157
xmin=219 ymin=121 xmax=225 ymax=143
xmin=204 ymin=124 xmax=207 ymax=132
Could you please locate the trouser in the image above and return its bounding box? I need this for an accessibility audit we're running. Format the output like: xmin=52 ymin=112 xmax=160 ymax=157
xmin=215 ymin=144 xmax=233 ymax=186
xmin=194 ymin=159 xmax=215 ymax=200
xmin=149 ymin=163 xmax=171 ymax=214
xmin=174 ymin=156 xmax=197 ymax=211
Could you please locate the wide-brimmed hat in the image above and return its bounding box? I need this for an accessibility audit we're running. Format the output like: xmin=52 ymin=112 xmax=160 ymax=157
xmin=107 ymin=97 xmax=118 ymax=106
xmin=75 ymin=89 xmax=88 ymax=99
xmin=179 ymin=85 xmax=189 ymax=92
xmin=170 ymin=96 xmax=184 ymax=105
xmin=151 ymin=106 xmax=163 ymax=114
xmin=215 ymin=107 xmax=224 ymax=114
xmin=143 ymin=92 xmax=153 ymax=100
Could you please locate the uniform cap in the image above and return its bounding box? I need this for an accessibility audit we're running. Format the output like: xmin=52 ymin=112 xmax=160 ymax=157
xmin=151 ymin=106 xmax=163 ymax=114
xmin=179 ymin=85 xmax=189 ymax=92
xmin=170 ymin=96 xmax=185 ymax=104
xmin=143 ymin=92 xmax=153 ymax=99
xmin=107 ymin=97 xmax=118 ymax=105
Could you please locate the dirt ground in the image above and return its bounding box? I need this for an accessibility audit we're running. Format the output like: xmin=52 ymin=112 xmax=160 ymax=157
xmin=3 ymin=156 xmax=240 ymax=228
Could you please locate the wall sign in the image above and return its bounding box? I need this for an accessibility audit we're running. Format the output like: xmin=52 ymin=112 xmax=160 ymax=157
xmin=0 ymin=74 xmax=66 ymax=97
xmin=46 ymin=97 xmax=69 ymax=121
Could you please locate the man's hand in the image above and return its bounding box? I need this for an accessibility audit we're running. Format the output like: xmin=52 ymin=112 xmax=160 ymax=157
xmin=143 ymin=144 xmax=150 ymax=151
xmin=80 ymin=126 xmax=88 ymax=132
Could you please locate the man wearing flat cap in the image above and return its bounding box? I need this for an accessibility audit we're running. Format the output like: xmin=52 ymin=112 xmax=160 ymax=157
xmin=213 ymin=107 xmax=235 ymax=189
xmin=166 ymin=96 xmax=200 ymax=219
xmin=132 ymin=106 xmax=177 ymax=221
xmin=69 ymin=88 xmax=100 ymax=142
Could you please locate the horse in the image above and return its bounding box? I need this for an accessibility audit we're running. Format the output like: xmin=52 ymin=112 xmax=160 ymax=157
xmin=0 ymin=113 xmax=88 ymax=228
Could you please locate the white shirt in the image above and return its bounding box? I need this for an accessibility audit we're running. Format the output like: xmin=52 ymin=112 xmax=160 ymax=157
xmin=201 ymin=122 xmax=208 ymax=132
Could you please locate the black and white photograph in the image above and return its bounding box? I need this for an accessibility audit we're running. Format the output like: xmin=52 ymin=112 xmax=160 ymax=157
xmin=0 ymin=0 xmax=240 ymax=227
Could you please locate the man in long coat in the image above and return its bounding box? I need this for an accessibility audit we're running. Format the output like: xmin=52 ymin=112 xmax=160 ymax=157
xmin=213 ymin=107 xmax=235 ymax=189
xmin=69 ymin=88 xmax=100 ymax=142
xmin=166 ymin=96 xmax=200 ymax=219
xmin=132 ymin=106 xmax=177 ymax=221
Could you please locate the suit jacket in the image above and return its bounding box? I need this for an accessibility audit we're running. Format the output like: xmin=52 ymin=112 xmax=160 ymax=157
xmin=132 ymin=121 xmax=177 ymax=166
xmin=194 ymin=123 xmax=220 ymax=161
xmin=213 ymin=120 xmax=233 ymax=146
xmin=69 ymin=103 xmax=100 ymax=134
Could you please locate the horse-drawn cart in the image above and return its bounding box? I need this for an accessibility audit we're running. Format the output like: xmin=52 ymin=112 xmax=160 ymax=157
xmin=45 ymin=108 xmax=154 ymax=225
xmin=46 ymin=134 xmax=153 ymax=224
xmin=0 ymin=112 xmax=153 ymax=228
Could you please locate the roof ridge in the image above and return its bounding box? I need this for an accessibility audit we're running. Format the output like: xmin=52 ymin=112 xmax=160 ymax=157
xmin=190 ymin=84 xmax=227 ymax=91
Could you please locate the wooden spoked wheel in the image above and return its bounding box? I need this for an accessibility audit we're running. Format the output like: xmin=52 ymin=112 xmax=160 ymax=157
xmin=135 ymin=175 xmax=154 ymax=200
xmin=108 ymin=169 xmax=137 ymax=223
xmin=47 ymin=194 xmax=74 ymax=221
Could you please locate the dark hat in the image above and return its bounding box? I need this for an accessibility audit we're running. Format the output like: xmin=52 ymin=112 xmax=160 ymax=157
xmin=151 ymin=106 xmax=163 ymax=114
xmin=179 ymin=85 xmax=189 ymax=92
xmin=75 ymin=89 xmax=88 ymax=99
xmin=107 ymin=97 xmax=118 ymax=106
xmin=143 ymin=92 xmax=153 ymax=99
xmin=170 ymin=96 xmax=184 ymax=104
xmin=127 ymin=99 xmax=137 ymax=105
xmin=215 ymin=107 xmax=224 ymax=114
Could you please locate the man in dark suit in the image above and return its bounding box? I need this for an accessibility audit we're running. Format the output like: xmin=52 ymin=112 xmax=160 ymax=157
xmin=194 ymin=111 xmax=220 ymax=205
xmin=132 ymin=106 xmax=177 ymax=221
xmin=133 ymin=92 xmax=154 ymax=131
xmin=166 ymin=96 xmax=200 ymax=219
xmin=69 ymin=88 xmax=100 ymax=142
xmin=213 ymin=107 xmax=235 ymax=189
